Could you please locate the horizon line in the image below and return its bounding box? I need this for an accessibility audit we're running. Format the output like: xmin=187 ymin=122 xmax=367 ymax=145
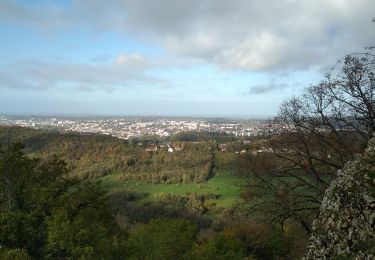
xmin=0 ymin=113 xmax=275 ymax=120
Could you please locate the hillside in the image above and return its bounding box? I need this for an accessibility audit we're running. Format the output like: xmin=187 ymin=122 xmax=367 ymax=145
xmin=0 ymin=126 xmax=214 ymax=182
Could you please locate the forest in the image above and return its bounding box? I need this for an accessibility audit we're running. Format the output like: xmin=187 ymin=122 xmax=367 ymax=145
xmin=0 ymin=133 xmax=301 ymax=259
xmin=0 ymin=126 xmax=218 ymax=183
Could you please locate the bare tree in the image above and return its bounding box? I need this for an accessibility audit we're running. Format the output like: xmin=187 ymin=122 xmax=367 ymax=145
xmin=243 ymin=50 xmax=375 ymax=233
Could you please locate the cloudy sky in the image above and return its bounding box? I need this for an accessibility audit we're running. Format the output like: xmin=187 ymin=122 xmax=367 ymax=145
xmin=0 ymin=0 xmax=374 ymax=117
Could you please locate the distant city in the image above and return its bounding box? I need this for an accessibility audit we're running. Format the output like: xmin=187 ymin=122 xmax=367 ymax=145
xmin=0 ymin=115 xmax=283 ymax=140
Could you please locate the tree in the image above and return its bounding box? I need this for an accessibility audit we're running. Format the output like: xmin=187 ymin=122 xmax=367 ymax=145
xmin=189 ymin=233 xmax=244 ymax=260
xmin=0 ymin=143 xmax=127 ymax=259
xmin=0 ymin=143 xmax=67 ymax=256
xmin=0 ymin=143 xmax=37 ymax=212
xmin=243 ymin=50 xmax=375 ymax=233
xmin=126 ymin=219 xmax=197 ymax=260
xmin=46 ymin=183 xmax=127 ymax=259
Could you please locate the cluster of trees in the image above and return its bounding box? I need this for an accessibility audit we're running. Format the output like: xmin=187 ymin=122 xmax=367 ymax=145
xmin=0 ymin=143 xmax=127 ymax=259
xmin=120 ymin=142 xmax=215 ymax=184
xmin=154 ymin=192 xmax=219 ymax=214
xmin=169 ymin=131 xmax=236 ymax=142
xmin=0 ymin=127 xmax=135 ymax=179
xmin=0 ymin=127 xmax=215 ymax=183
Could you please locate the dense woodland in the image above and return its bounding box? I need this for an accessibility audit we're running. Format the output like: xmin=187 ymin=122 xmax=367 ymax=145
xmin=0 ymin=142 xmax=307 ymax=259
xmin=0 ymin=127 xmax=217 ymax=183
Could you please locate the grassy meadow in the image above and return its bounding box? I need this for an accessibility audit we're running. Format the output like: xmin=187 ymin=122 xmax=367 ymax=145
xmin=98 ymin=170 xmax=242 ymax=208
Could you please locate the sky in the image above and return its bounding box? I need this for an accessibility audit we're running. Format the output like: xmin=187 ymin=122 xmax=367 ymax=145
xmin=0 ymin=0 xmax=374 ymax=117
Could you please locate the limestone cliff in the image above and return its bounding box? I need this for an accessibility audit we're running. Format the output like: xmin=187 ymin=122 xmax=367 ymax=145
xmin=305 ymin=138 xmax=375 ymax=259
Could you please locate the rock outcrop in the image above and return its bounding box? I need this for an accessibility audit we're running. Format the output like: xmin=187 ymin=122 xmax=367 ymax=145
xmin=305 ymin=138 xmax=375 ymax=259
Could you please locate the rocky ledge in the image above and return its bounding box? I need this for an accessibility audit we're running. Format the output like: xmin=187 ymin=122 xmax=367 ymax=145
xmin=305 ymin=138 xmax=375 ymax=259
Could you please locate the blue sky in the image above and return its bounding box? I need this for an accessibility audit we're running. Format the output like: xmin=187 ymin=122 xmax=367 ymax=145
xmin=0 ymin=0 xmax=374 ymax=117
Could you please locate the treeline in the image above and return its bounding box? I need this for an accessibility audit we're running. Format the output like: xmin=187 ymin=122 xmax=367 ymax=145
xmin=169 ymin=131 xmax=236 ymax=142
xmin=0 ymin=126 xmax=215 ymax=183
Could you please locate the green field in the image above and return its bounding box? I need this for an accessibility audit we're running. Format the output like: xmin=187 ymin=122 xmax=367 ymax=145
xmin=98 ymin=170 xmax=242 ymax=207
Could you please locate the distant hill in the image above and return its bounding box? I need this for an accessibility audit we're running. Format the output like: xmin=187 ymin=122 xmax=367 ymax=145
xmin=0 ymin=126 xmax=214 ymax=182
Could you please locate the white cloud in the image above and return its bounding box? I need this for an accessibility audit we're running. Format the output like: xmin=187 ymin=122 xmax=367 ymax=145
xmin=0 ymin=0 xmax=374 ymax=72
xmin=220 ymin=32 xmax=289 ymax=70
xmin=115 ymin=53 xmax=148 ymax=66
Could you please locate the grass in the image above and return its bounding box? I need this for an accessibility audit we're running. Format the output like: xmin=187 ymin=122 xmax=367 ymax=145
xmin=98 ymin=170 xmax=242 ymax=208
